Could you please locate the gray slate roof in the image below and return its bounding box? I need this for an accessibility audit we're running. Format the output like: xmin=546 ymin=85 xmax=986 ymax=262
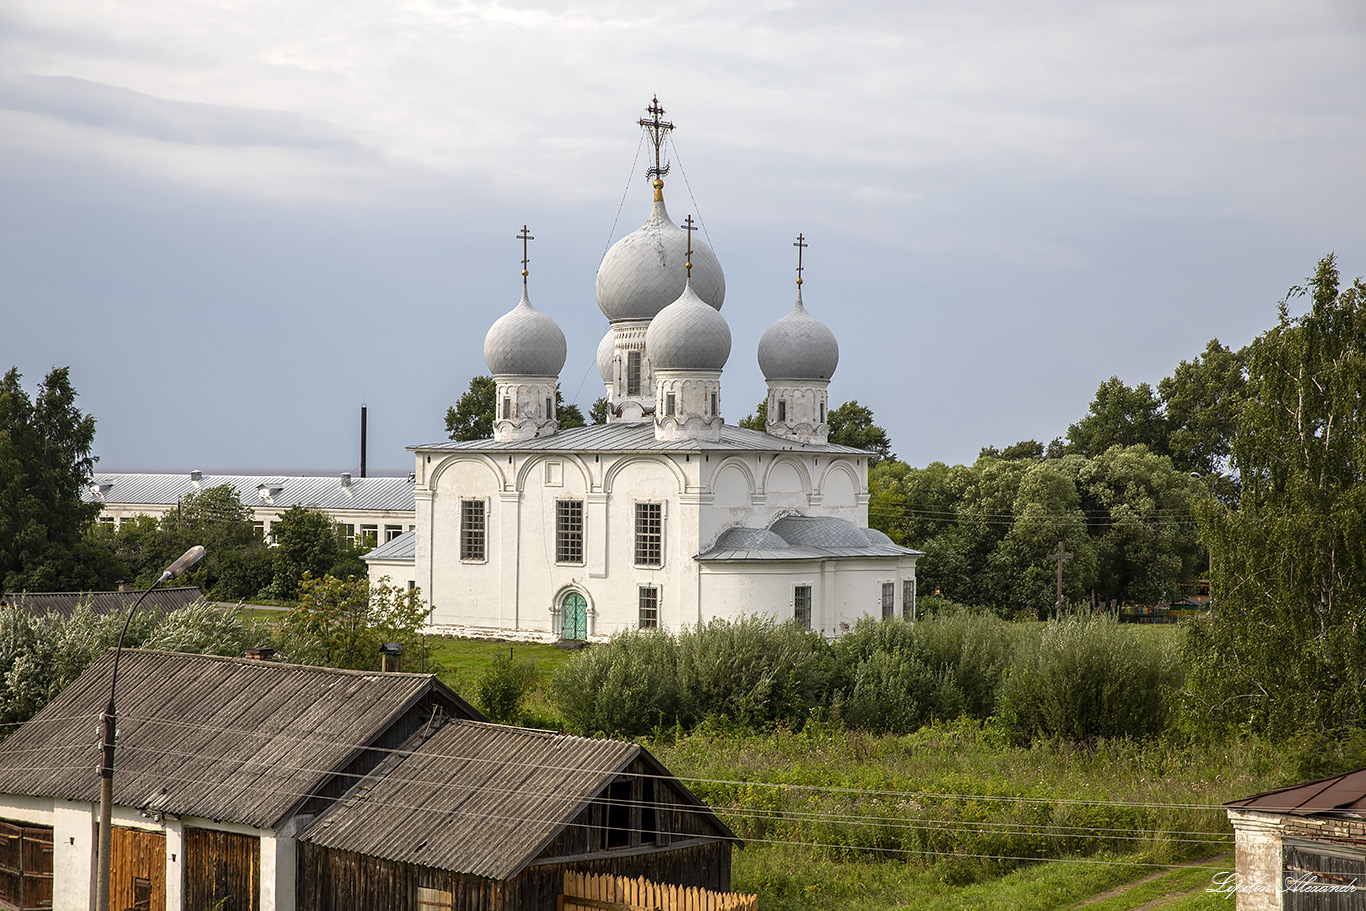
xmin=300 ymin=719 xmax=734 ymax=879
xmin=698 ymin=515 xmax=922 ymax=563
xmin=86 ymin=473 xmax=415 ymax=513
xmin=0 ymin=587 xmax=204 ymax=617
xmin=414 ymin=422 xmax=870 ymax=456
xmin=0 ymin=650 xmax=481 ymax=830
xmin=365 ymin=529 xmax=416 ymax=562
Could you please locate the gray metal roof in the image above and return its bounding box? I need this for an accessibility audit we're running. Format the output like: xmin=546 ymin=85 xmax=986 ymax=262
xmin=365 ymin=529 xmax=415 ymax=562
xmin=697 ymin=516 xmax=922 ymax=563
xmin=0 ymin=650 xmax=481 ymax=829
xmin=413 ymin=422 xmax=871 ymax=456
xmin=85 ymin=473 xmax=416 ymax=513
xmin=0 ymin=587 xmax=204 ymax=617
xmin=300 ymin=719 xmax=733 ymax=879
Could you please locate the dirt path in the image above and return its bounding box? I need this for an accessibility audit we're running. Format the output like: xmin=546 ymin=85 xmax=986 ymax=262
xmin=1072 ymin=853 xmax=1232 ymax=909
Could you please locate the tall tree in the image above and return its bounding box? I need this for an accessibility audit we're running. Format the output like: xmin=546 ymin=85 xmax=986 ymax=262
xmin=1066 ymin=377 xmax=1168 ymax=458
xmin=0 ymin=367 xmax=102 ymax=592
xmin=1187 ymin=255 xmax=1366 ymax=738
xmin=738 ymin=401 xmax=767 ymax=431
xmin=445 ymin=375 xmax=497 ymax=441
xmin=827 ymin=400 xmax=894 ymax=465
xmin=589 ymin=397 xmax=610 ymax=425
xmin=1157 ymin=338 xmax=1247 ymax=481
xmin=269 ymin=506 xmax=344 ymax=600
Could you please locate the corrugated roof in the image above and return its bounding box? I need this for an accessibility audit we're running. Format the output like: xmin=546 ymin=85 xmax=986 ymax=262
xmin=0 ymin=587 xmax=204 ymax=617
xmin=300 ymin=720 xmax=734 ymax=879
xmin=697 ymin=516 xmax=923 ymax=563
xmin=365 ymin=529 xmax=416 ymax=562
xmin=412 ymin=422 xmax=872 ymax=456
xmin=1226 ymin=767 xmax=1366 ymax=816
xmin=85 ymin=473 xmax=416 ymax=513
xmin=0 ymin=650 xmax=480 ymax=829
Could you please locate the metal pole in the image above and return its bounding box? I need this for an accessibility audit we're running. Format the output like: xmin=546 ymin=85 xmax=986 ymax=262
xmin=95 ymin=545 xmax=204 ymax=911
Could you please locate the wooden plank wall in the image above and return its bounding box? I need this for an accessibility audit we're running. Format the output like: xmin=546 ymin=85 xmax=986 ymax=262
xmin=185 ymin=828 xmax=260 ymax=911
xmin=559 ymin=871 xmax=758 ymax=911
xmin=111 ymin=827 xmax=166 ymax=911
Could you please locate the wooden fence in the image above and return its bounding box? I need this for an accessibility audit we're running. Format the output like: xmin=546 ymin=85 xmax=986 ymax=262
xmin=558 ymin=871 xmax=757 ymax=911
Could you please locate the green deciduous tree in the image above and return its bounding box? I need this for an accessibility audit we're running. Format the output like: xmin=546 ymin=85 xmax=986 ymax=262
xmin=1066 ymin=377 xmax=1168 ymax=459
xmin=555 ymin=389 xmax=585 ymax=429
xmin=269 ymin=506 xmax=343 ymax=600
xmin=827 ymin=400 xmax=894 ymax=465
xmin=446 ymin=375 xmax=496 ymax=441
xmin=1187 ymin=255 xmax=1366 ymax=738
xmin=738 ymin=401 xmax=767 ymax=431
xmin=1158 ymin=339 xmax=1247 ymax=481
xmin=0 ymin=367 xmax=103 ymax=592
xmin=279 ymin=575 xmax=432 ymax=671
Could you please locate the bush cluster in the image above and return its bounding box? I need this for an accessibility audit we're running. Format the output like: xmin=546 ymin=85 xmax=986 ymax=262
xmin=549 ymin=612 xmax=1183 ymax=742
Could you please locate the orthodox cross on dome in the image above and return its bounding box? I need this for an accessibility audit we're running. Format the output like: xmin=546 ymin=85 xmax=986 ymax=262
xmin=683 ymin=215 xmax=696 ymax=277
xmin=793 ymin=233 xmax=808 ymax=287
xmin=517 ymin=225 xmax=534 ymax=287
xmin=638 ymin=96 xmax=674 ymax=182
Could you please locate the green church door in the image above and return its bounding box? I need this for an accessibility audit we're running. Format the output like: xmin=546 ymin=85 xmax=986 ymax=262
xmin=562 ymin=593 xmax=587 ymax=640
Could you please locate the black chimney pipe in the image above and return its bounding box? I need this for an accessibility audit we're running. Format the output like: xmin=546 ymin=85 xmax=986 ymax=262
xmin=360 ymin=404 xmax=368 ymax=478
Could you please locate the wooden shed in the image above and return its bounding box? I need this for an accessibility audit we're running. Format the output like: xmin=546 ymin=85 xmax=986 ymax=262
xmin=0 ymin=649 xmax=484 ymax=911
xmin=297 ymin=718 xmax=739 ymax=911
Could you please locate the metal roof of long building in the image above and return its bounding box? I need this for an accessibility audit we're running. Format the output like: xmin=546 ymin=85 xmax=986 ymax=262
xmin=697 ymin=516 xmax=922 ymax=563
xmin=0 ymin=587 xmax=204 ymax=616
xmin=412 ymin=422 xmax=871 ymax=456
xmin=300 ymin=719 xmax=735 ymax=879
xmin=85 ymin=473 xmax=416 ymax=513
xmin=0 ymin=650 xmax=480 ymax=829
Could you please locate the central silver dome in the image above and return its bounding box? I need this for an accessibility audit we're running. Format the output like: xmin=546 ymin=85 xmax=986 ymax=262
xmin=595 ymin=193 xmax=725 ymax=323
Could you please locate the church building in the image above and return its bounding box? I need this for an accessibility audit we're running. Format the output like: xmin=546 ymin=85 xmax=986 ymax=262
xmin=373 ymin=99 xmax=921 ymax=641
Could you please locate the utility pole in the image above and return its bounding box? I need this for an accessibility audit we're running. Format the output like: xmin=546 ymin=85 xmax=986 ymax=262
xmin=1047 ymin=541 xmax=1073 ymax=621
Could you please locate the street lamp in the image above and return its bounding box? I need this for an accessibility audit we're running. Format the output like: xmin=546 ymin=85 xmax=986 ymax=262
xmin=95 ymin=545 xmax=205 ymax=911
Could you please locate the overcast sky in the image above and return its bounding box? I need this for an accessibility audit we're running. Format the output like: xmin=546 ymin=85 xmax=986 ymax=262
xmin=3 ymin=0 xmax=1363 ymax=474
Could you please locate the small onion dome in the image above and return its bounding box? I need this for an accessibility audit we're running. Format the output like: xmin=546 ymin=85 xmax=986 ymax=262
xmin=483 ymin=288 xmax=567 ymax=377
xmin=595 ymin=194 xmax=725 ymax=323
xmin=757 ymin=288 xmax=839 ymax=381
xmin=596 ymin=328 xmax=615 ymax=383
xmin=646 ymin=279 xmax=732 ymax=371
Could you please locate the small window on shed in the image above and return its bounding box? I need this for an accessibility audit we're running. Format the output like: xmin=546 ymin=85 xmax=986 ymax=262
xmin=603 ymin=778 xmax=632 ymax=849
xmin=641 ymin=777 xmax=658 ymax=845
xmin=416 ymin=886 xmax=454 ymax=910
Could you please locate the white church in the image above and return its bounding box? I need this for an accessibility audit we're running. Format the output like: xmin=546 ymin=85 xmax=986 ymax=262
xmin=367 ymin=100 xmax=921 ymax=641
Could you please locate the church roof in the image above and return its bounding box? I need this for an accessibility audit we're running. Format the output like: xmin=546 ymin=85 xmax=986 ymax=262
xmin=365 ymin=529 xmax=416 ymax=562
xmin=697 ymin=516 xmax=922 ymax=563
xmin=412 ymin=422 xmax=872 ymax=456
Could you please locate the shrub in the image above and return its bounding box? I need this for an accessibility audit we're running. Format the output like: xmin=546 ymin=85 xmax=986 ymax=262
xmin=476 ymin=650 xmax=538 ymax=724
xmin=997 ymin=617 xmax=1181 ymax=742
xmin=548 ymin=629 xmax=682 ymax=735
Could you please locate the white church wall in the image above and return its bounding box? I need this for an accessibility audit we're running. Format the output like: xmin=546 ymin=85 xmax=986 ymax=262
xmin=424 ymin=455 xmax=506 ymax=630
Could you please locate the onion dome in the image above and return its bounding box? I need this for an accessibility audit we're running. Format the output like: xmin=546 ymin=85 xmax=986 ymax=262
xmin=595 ymin=188 xmax=725 ymax=322
xmin=483 ymin=288 xmax=567 ymax=377
xmin=646 ymin=279 xmax=731 ymax=371
xmin=596 ymin=328 xmax=615 ymax=383
xmin=757 ymin=288 xmax=839 ymax=381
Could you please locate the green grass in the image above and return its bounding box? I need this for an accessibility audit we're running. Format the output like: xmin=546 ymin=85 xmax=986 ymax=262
xmin=642 ymin=720 xmax=1293 ymax=911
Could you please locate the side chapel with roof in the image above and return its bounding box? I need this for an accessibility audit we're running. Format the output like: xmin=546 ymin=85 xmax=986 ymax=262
xmin=371 ymin=99 xmax=921 ymax=640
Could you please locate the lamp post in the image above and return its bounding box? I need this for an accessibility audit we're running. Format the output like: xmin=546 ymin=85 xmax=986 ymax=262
xmin=95 ymin=545 xmax=205 ymax=911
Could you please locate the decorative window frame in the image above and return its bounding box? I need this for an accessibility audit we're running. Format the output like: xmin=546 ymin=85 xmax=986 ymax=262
xmin=555 ymin=498 xmax=586 ymax=566
xmin=633 ymin=500 xmax=666 ymax=568
xmin=459 ymin=497 xmax=489 ymax=563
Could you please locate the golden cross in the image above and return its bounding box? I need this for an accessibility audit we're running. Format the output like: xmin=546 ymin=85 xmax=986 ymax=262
xmin=517 ymin=225 xmax=533 ymax=285
xmin=794 ymin=233 xmax=808 ymax=286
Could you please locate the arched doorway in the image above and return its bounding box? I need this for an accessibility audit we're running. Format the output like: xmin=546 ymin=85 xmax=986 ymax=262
xmin=561 ymin=592 xmax=588 ymax=640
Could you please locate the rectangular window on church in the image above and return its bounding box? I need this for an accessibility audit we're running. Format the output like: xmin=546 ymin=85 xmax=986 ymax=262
xmin=794 ymin=585 xmax=812 ymax=629
xmin=903 ymin=579 xmax=916 ymax=622
xmin=820 ymin=401 xmax=826 ymax=423
xmin=635 ymin=503 xmax=662 ymax=567
xmin=556 ymin=499 xmax=584 ymax=564
xmin=710 ymin=391 xmax=717 ymax=415
xmin=665 ymin=393 xmax=675 ymax=416
xmin=777 ymin=399 xmax=787 ymax=422
xmin=881 ymin=582 xmax=895 ymax=620
xmin=502 ymin=396 xmax=512 ymax=419
xmin=638 ymin=586 xmax=659 ymax=629
xmin=627 ymin=351 xmax=642 ymax=396
xmin=460 ymin=500 xmax=486 ymax=561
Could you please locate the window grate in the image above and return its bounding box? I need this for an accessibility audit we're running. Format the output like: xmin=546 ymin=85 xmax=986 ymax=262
xmin=460 ymin=500 xmax=486 ymax=561
xmin=639 ymin=586 xmax=659 ymax=628
xmin=794 ymin=585 xmax=812 ymax=629
xmin=634 ymin=503 xmax=662 ymax=566
xmin=556 ymin=500 xmax=584 ymax=564
xmin=882 ymin=582 xmax=895 ymax=619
